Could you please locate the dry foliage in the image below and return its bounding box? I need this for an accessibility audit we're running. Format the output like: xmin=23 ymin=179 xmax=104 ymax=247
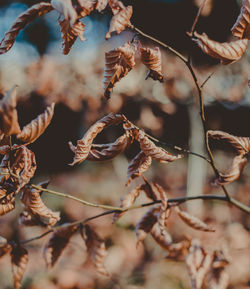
xmin=231 ymin=0 xmax=250 ymax=39
xmin=43 ymin=225 xmax=78 ymax=268
xmin=192 ymin=32 xmax=248 ymax=64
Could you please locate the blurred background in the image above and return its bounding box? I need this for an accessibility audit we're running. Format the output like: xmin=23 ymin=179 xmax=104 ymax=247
xmin=0 ymin=0 xmax=250 ymax=288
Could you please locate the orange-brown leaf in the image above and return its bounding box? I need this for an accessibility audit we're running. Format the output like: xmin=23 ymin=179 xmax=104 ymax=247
xmin=208 ymin=130 xmax=250 ymax=154
xmin=135 ymin=206 xmax=160 ymax=247
xmin=151 ymin=222 xmax=172 ymax=249
xmin=0 ymin=200 xmax=15 ymax=217
xmin=43 ymin=225 xmax=78 ymax=267
xmin=96 ymin=0 xmax=108 ymax=12
xmin=17 ymin=103 xmax=54 ymax=145
xmin=59 ymin=18 xmax=85 ymax=55
xmin=186 ymin=239 xmax=213 ymax=289
xmin=140 ymin=46 xmax=164 ymax=82
xmin=77 ymin=0 xmax=97 ymax=17
xmin=51 ymin=0 xmax=77 ymax=26
xmin=20 ymin=184 xmax=60 ymax=227
xmin=215 ymin=154 xmax=247 ymax=185
xmin=175 ymin=207 xmax=215 ymax=232
xmin=192 ymin=32 xmax=248 ymax=64
xmin=231 ymin=0 xmax=250 ymax=39
xmin=69 ymin=113 xmax=125 ymax=165
xmin=105 ymin=5 xmax=132 ymax=39
xmin=0 ymin=86 xmax=21 ymax=136
xmin=0 ymin=3 xmax=54 ymax=54
xmin=140 ymin=177 xmax=158 ymax=201
xmin=87 ymin=133 xmax=130 ymax=161
xmin=103 ymin=42 xmax=136 ymax=98
xmin=126 ymin=151 xmax=152 ymax=186
xmin=113 ymin=184 xmax=143 ymax=222
xmin=11 ymin=244 xmax=28 ymax=289
xmin=154 ymin=183 xmax=170 ymax=230
xmin=0 ymin=236 xmax=11 ymax=258
xmin=136 ymin=130 xmax=183 ymax=163
xmin=11 ymin=146 xmax=37 ymax=192
xmin=82 ymin=225 xmax=109 ymax=276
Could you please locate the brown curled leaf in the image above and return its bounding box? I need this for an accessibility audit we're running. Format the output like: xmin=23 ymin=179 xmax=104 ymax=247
xmin=103 ymin=42 xmax=136 ymax=99
xmin=43 ymin=224 xmax=78 ymax=268
xmin=59 ymin=18 xmax=85 ymax=55
xmin=0 ymin=86 xmax=21 ymax=136
xmin=17 ymin=103 xmax=55 ymax=145
xmin=151 ymin=222 xmax=172 ymax=249
xmin=11 ymin=244 xmax=28 ymax=289
xmin=154 ymin=183 xmax=170 ymax=230
xmin=20 ymin=184 xmax=60 ymax=227
xmin=186 ymin=239 xmax=213 ymax=289
xmin=140 ymin=46 xmax=164 ymax=82
xmin=11 ymin=146 xmax=37 ymax=192
xmin=105 ymin=5 xmax=133 ymax=39
xmin=0 ymin=145 xmax=11 ymax=155
xmin=140 ymin=176 xmax=158 ymax=201
xmin=69 ymin=113 xmax=125 ymax=165
xmin=207 ymin=130 xmax=250 ymax=154
xmin=192 ymin=32 xmax=248 ymax=64
xmin=135 ymin=206 xmax=160 ymax=247
xmin=96 ymin=0 xmax=108 ymax=12
xmin=81 ymin=225 xmax=109 ymax=276
xmin=108 ymin=0 xmax=126 ymax=15
xmin=165 ymin=239 xmax=191 ymax=261
xmin=112 ymin=184 xmax=143 ymax=223
xmin=0 ymin=3 xmax=54 ymax=54
xmin=18 ymin=211 xmax=41 ymax=226
xmin=136 ymin=130 xmax=183 ymax=163
xmin=87 ymin=133 xmax=131 ymax=161
xmin=0 ymin=200 xmax=15 ymax=217
xmin=51 ymin=0 xmax=77 ymax=26
xmin=0 ymin=236 xmax=11 ymax=258
xmin=126 ymin=151 xmax=152 ymax=186
xmin=215 ymin=154 xmax=247 ymax=185
xmin=231 ymin=0 xmax=250 ymax=39
xmin=77 ymin=0 xmax=97 ymax=17
xmin=175 ymin=207 xmax=215 ymax=232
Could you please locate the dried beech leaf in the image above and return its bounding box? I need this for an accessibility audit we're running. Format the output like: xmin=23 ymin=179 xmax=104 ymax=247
xmin=105 ymin=5 xmax=132 ymax=39
xmin=103 ymin=42 xmax=136 ymax=98
xmin=186 ymin=239 xmax=213 ymax=289
xmin=126 ymin=151 xmax=152 ymax=186
xmin=87 ymin=133 xmax=131 ymax=161
xmin=17 ymin=103 xmax=55 ymax=145
xmin=208 ymin=130 xmax=250 ymax=154
xmin=11 ymin=244 xmax=28 ymax=289
xmin=0 ymin=237 xmax=11 ymax=258
xmin=51 ymin=0 xmax=77 ymax=26
xmin=192 ymin=32 xmax=248 ymax=64
xmin=175 ymin=207 xmax=215 ymax=232
xmin=140 ymin=177 xmax=158 ymax=201
xmin=0 ymin=3 xmax=54 ymax=54
xmin=151 ymin=222 xmax=172 ymax=249
xmin=154 ymin=183 xmax=170 ymax=230
xmin=18 ymin=211 xmax=41 ymax=226
xmin=96 ymin=0 xmax=108 ymax=12
xmin=77 ymin=0 xmax=97 ymax=17
xmin=10 ymin=146 xmax=37 ymax=192
xmin=135 ymin=206 xmax=160 ymax=247
xmin=108 ymin=0 xmax=126 ymax=14
xmin=113 ymin=184 xmax=143 ymax=222
xmin=165 ymin=239 xmax=191 ymax=261
xmin=231 ymin=0 xmax=250 ymax=39
xmin=140 ymin=46 xmax=164 ymax=82
xmin=69 ymin=113 xmax=125 ymax=165
xmin=0 ymin=145 xmax=11 ymax=155
xmin=20 ymin=184 xmax=60 ymax=227
xmin=215 ymin=154 xmax=247 ymax=185
xmin=0 ymin=200 xmax=15 ymax=217
xmin=43 ymin=225 xmax=78 ymax=267
xmin=0 ymin=86 xmax=21 ymax=136
xmin=136 ymin=130 xmax=183 ymax=163
xmin=82 ymin=225 xmax=109 ymax=276
xmin=59 ymin=18 xmax=85 ymax=55
xmin=204 ymin=251 xmax=230 ymax=289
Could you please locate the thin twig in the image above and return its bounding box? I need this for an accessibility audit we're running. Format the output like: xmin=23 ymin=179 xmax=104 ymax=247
xmin=190 ymin=0 xmax=208 ymax=36
xmin=19 ymin=193 xmax=229 ymax=245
